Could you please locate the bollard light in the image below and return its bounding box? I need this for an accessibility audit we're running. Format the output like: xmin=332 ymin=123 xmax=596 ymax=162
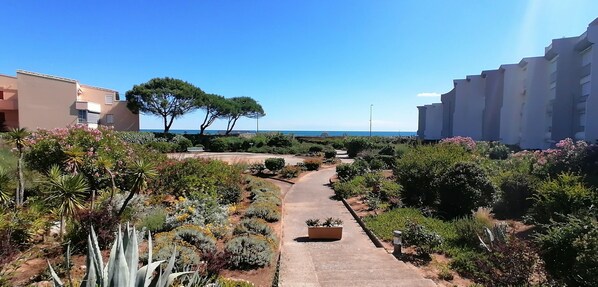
xmin=393 ymin=230 xmax=402 ymax=255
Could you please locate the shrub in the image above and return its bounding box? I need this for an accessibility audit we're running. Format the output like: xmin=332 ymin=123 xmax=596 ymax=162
xmin=493 ymin=172 xmax=537 ymax=219
xmin=303 ymin=158 xmax=322 ymax=171
xmin=453 ymin=216 xmax=490 ymax=247
xmin=138 ymin=206 xmax=167 ymax=232
xmin=308 ymin=145 xmax=323 ymax=153
xmin=233 ymin=218 xmax=274 ymax=239
xmin=165 ymin=197 xmax=228 ymax=229
xmin=528 ymin=173 xmax=596 ymax=225
xmin=265 ymin=158 xmax=285 ymax=173
xmin=488 ymin=143 xmax=509 ymax=160
xmin=146 ymin=141 xmax=178 ymax=153
xmin=171 ymin=134 xmax=193 ymax=152
xmin=437 ymin=162 xmax=496 ymax=219
xmin=378 ymin=145 xmax=396 ymax=156
xmin=248 ymin=163 xmax=266 ymax=174
xmin=378 ymin=180 xmax=402 ymax=202
xmin=173 ymin=224 xmax=217 ymax=253
xmin=323 ymin=149 xmax=337 ymax=159
xmin=149 ymin=230 xmax=206 ymax=272
xmin=439 ymin=136 xmax=476 ymax=151
xmin=403 ymin=220 xmax=443 ymax=256
xmin=336 ymin=163 xmax=358 ymax=182
xmin=65 ymin=207 xmax=120 ymax=252
xmin=245 ymin=202 xmax=280 ymax=222
xmin=333 ymin=176 xmax=366 ymax=198
xmin=266 ymin=133 xmax=293 ymax=147
xmin=346 ymin=137 xmax=371 ymax=157
xmin=225 ymin=235 xmax=273 ymax=269
xmin=395 ymin=144 xmax=470 ymax=207
xmin=280 ymin=165 xmax=301 ymax=178
xmin=536 ymin=211 xmax=598 ymax=286
xmin=474 ymin=238 xmax=543 ymax=287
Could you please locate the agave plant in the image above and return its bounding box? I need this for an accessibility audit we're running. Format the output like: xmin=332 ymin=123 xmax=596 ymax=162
xmin=478 ymin=221 xmax=508 ymax=252
xmin=48 ymin=224 xmax=193 ymax=287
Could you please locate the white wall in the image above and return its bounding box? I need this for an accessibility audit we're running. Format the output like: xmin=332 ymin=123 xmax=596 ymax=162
xmin=499 ymin=64 xmax=525 ymax=145
xmin=424 ymin=103 xmax=443 ymax=140
xmin=452 ymin=76 xmax=485 ymax=140
xmin=583 ymin=24 xmax=598 ymax=143
xmin=519 ymin=58 xmax=550 ymax=149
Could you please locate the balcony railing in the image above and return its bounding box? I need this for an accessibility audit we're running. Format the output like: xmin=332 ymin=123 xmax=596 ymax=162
xmin=580 ymin=63 xmax=591 ymax=78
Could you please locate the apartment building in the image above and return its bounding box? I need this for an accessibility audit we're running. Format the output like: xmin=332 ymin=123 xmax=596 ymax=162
xmin=417 ymin=103 xmax=443 ymax=140
xmin=0 ymin=70 xmax=138 ymax=131
xmin=417 ymin=17 xmax=598 ymax=149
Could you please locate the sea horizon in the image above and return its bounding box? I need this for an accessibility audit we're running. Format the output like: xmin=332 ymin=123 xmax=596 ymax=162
xmin=141 ymin=129 xmax=417 ymax=137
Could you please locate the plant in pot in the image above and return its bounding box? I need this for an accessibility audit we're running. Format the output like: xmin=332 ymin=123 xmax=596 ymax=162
xmin=306 ymin=217 xmax=343 ymax=240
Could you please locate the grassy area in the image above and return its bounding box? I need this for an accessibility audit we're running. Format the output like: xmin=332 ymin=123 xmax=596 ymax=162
xmin=0 ymin=147 xmax=17 ymax=171
xmin=362 ymin=208 xmax=478 ymax=257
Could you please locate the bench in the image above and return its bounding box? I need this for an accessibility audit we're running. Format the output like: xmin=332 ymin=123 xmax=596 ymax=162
xmin=187 ymin=147 xmax=204 ymax=153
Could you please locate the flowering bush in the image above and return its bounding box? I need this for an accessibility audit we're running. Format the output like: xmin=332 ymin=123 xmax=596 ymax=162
xmin=440 ymin=136 xmax=477 ymax=151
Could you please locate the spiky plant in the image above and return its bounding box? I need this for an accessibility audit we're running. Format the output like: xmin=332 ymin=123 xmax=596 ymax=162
xmin=46 ymin=165 xmax=89 ymax=238
xmin=48 ymin=224 xmax=194 ymax=287
xmin=118 ymin=159 xmax=157 ymax=216
xmin=5 ymin=127 xmax=29 ymax=207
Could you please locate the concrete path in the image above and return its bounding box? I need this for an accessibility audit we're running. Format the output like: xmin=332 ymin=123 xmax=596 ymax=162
xmin=168 ymin=152 xmax=307 ymax=165
xmin=279 ymin=168 xmax=436 ymax=287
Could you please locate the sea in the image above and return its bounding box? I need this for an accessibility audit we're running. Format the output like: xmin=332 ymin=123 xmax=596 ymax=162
xmin=141 ymin=129 xmax=417 ymax=137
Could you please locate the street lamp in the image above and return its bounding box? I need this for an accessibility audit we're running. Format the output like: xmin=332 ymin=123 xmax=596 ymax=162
xmin=369 ymin=104 xmax=373 ymax=137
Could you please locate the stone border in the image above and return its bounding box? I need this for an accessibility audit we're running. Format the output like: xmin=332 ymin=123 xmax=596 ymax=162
xmin=340 ymin=197 xmax=385 ymax=248
xmin=267 ymin=177 xmax=296 ymax=185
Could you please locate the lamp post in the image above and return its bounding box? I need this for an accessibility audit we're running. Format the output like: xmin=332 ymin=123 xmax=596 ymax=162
xmin=256 ymin=115 xmax=259 ymax=134
xmin=393 ymin=230 xmax=402 ymax=255
xmin=369 ymin=104 xmax=373 ymax=137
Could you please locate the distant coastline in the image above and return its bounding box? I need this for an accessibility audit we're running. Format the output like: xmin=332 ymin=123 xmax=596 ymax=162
xmin=141 ymin=129 xmax=417 ymax=137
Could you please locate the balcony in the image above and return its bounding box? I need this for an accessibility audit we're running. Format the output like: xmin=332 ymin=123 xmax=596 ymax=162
xmin=75 ymin=101 xmax=101 ymax=113
xmin=0 ymin=99 xmax=17 ymax=110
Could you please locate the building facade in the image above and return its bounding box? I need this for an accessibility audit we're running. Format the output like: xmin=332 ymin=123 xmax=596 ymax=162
xmin=0 ymin=70 xmax=138 ymax=131
xmin=417 ymin=17 xmax=598 ymax=149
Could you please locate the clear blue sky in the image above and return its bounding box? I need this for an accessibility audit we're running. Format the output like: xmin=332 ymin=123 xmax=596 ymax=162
xmin=1 ymin=1 xmax=597 ymax=132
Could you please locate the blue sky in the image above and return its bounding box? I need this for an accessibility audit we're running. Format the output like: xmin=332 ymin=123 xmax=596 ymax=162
xmin=1 ymin=1 xmax=597 ymax=132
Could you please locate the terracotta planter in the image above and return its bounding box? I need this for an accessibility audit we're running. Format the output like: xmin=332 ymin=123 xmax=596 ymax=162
xmin=307 ymin=226 xmax=343 ymax=240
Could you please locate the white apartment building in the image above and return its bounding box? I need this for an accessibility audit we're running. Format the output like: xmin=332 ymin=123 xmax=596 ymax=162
xmin=417 ymin=17 xmax=598 ymax=149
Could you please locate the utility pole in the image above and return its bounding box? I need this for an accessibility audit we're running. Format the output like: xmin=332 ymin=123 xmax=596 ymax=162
xmin=256 ymin=115 xmax=259 ymax=134
xmin=369 ymin=104 xmax=373 ymax=137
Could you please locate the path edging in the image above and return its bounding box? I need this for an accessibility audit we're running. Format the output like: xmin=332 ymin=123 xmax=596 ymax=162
xmin=340 ymin=197 xmax=385 ymax=248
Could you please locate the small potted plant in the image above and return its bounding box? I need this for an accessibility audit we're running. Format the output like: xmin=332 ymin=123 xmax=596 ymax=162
xmin=306 ymin=217 xmax=343 ymax=240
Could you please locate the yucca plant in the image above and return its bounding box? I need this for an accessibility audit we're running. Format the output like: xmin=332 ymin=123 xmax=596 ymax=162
xmin=478 ymin=221 xmax=508 ymax=252
xmin=48 ymin=224 xmax=193 ymax=287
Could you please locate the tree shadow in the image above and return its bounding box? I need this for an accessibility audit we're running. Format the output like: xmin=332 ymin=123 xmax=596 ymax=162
xmin=293 ymin=237 xmax=340 ymax=243
xmin=392 ymin=252 xmax=432 ymax=266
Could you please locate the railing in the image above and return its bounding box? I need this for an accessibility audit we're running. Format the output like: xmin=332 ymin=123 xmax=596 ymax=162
xmin=580 ymin=63 xmax=592 ymax=78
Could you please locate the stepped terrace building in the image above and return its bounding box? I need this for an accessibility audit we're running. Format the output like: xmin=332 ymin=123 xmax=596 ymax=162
xmin=418 ymin=17 xmax=597 ymax=149
xmin=0 ymin=70 xmax=138 ymax=131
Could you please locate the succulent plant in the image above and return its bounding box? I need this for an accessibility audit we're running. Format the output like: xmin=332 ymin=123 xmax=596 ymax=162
xmin=478 ymin=221 xmax=508 ymax=252
xmin=48 ymin=224 xmax=193 ymax=287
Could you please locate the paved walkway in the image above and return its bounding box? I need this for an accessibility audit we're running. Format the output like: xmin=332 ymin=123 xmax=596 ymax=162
xmin=279 ymin=167 xmax=436 ymax=287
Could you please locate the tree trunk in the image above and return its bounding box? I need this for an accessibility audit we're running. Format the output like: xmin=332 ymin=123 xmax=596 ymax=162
xmin=118 ymin=191 xmax=136 ymax=216
xmin=163 ymin=115 xmax=170 ymax=133
xmin=16 ymin=152 xmax=24 ymax=207
xmin=200 ymin=110 xmax=210 ymax=135
xmin=225 ymin=117 xmax=239 ymax=135
xmin=60 ymin=214 xmax=65 ymax=241
xmin=107 ymin=169 xmax=117 ymax=204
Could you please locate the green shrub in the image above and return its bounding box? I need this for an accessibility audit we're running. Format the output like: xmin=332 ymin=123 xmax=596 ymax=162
xmin=437 ymin=162 xmax=496 ymax=219
xmin=217 ymin=278 xmax=255 ymax=287
xmin=165 ymin=197 xmax=228 ymax=229
xmin=323 ymin=149 xmax=337 ymax=159
xmin=363 ymin=208 xmax=457 ymax=243
xmin=488 ymin=143 xmax=509 ymax=160
xmin=378 ymin=180 xmax=402 ymax=202
xmin=265 ymin=158 xmax=285 ymax=173
xmin=453 ymin=216 xmax=490 ymax=247
xmin=528 ymin=173 xmax=596 ymax=225
xmin=308 ymin=145 xmax=323 ymax=153
xmin=248 ymin=163 xmax=266 ymax=174
xmin=171 ymin=134 xmax=193 ymax=152
xmin=536 ymin=211 xmax=598 ymax=286
xmin=138 ymin=206 xmax=167 ymax=232
xmin=395 ymin=144 xmax=470 ymax=207
xmin=333 ymin=176 xmax=366 ymax=198
xmin=266 ymin=133 xmax=293 ymax=147
xmin=245 ymin=202 xmax=280 ymax=222
xmin=225 ymin=235 xmax=273 ymax=269
xmin=280 ymin=165 xmax=301 ymax=178
xmin=173 ymin=224 xmax=217 ymax=253
xmin=233 ymin=218 xmax=274 ymax=239
xmin=303 ymin=158 xmax=322 ymax=171
xmin=146 ymin=141 xmax=178 ymax=153
xmin=493 ymin=172 xmax=537 ymax=219
xmin=378 ymin=145 xmax=396 ymax=156
xmin=450 ymin=251 xmax=489 ymax=282
xmin=403 ymin=220 xmax=443 ymax=256
xmin=346 ymin=138 xmax=371 ymax=157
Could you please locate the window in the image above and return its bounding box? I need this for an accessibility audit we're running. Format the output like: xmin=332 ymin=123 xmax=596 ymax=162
xmin=581 ymin=81 xmax=591 ymax=98
xmin=0 ymin=91 xmax=4 ymax=100
xmin=106 ymin=114 xmax=114 ymax=124
xmin=78 ymin=110 xmax=87 ymax=123
xmin=580 ymin=112 xmax=586 ymax=128
xmin=105 ymin=94 xmax=114 ymax=105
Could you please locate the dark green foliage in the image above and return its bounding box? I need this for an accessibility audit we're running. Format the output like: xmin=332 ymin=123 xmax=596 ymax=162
xmin=173 ymin=225 xmax=217 ymax=253
xmin=138 ymin=207 xmax=167 ymax=232
xmin=536 ymin=211 xmax=598 ymax=286
xmin=233 ymin=218 xmax=274 ymax=239
xmin=336 ymin=160 xmax=369 ymax=182
xmin=248 ymin=163 xmax=266 ymax=174
xmin=264 ymin=158 xmax=285 ymax=173
xmin=333 ymin=176 xmax=366 ymax=198
xmin=308 ymin=145 xmax=323 ymax=153
xmin=395 ymin=144 xmax=470 ymax=207
xmin=146 ymin=141 xmax=178 ymax=153
xmin=266 ymin=133 xmax=293 ymax=147
xmin=323 ymin=149 xmax=337 ymax=159
xmin=487 ymin=143 xmax=509 ymax=160
xmin=65 ymin=207 xmax=119 ymax=252
xmin=528 ymin=173 xmax=596 ymax=225
xmin=494 ymin=172 xmax=537 ymax=219
xmin=378 ymin=145 xmax=396 ymax=156
xmin=225 ymin=235 xmax=273 ymax=269
xmin=303 ymin=158 xmax=322 ymax=171
xmin=209 ymin=137 xmax=244 ymax=152
xmin=126 ymin=77 xmax=202 ymax=133
xmin=450 ymin=251 xmax=490 ymax=282
xmin=245 ymin=202 xmax=280 ymax=222
xmin=346 ymin=138 xmax=371 ymax=157
xmin=437 ymin=162 xmax=496 ymax=219
xmin=403 ymin=220 xmax=443 ymax=256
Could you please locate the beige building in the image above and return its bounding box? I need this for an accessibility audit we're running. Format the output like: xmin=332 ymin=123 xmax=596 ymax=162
xmin=0 ymin=70 xmax=138 ymax=131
